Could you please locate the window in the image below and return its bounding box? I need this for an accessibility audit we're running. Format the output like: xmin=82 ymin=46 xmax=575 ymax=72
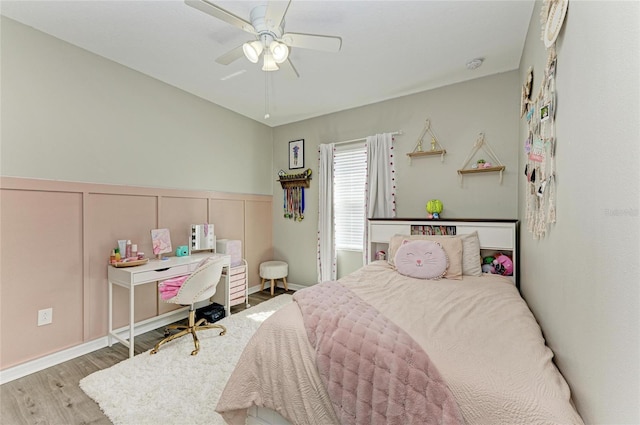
xmin=334 ymin=144 xmax=367 ymax=250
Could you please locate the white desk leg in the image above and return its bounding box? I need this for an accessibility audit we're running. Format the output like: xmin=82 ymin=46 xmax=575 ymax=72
xmin=224 ymin=266 xmax=231 ymax=317
xmin=108 ymin=280 xmax=113 ymax=347
xmin=129 ymin=285 xmax=135 ymax=358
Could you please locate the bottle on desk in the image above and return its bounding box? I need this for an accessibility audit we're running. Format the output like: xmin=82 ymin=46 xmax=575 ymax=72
xmin=125 ymin=240 xmax=132 ymax=258
xmin=110 ymin=250 xmax=116 ymax=264
xmin=114 ymin=248 xmax=121 ymax=262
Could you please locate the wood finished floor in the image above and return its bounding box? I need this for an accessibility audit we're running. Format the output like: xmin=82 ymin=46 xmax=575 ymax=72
xmin=0 ymin=288 xmax=292 ymax=425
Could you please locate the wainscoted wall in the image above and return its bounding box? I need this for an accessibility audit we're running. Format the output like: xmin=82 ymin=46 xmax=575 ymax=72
xmin=0 ymin=177 xmax=272 ymax=370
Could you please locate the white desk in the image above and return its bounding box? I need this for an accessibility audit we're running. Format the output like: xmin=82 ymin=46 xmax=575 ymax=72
xmin=107 ymin=253 xmax=231 ymax=358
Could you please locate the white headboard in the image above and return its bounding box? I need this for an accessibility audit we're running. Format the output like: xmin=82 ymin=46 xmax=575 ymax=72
xmin=367 ymin=218 xmax=519 ymax=286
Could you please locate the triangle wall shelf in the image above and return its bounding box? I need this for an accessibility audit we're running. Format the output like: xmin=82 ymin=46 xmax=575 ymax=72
xmin=457 ymin=133 xmax=506 ymax=184
xmin=407 ymin=150 xmax=446 ymax=158
xmin=407 ymin=118 xmax=446 ymax=163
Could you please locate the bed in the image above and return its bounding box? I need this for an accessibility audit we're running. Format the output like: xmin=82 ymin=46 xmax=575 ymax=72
xmin=216 ymin=221 xmax=584 ymax=425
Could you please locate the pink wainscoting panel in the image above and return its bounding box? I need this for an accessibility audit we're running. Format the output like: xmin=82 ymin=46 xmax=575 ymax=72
xmin=245 ymin=200 xmax=273 ymax=289
xmin=157 ymin=196 xmax=208 ymax=315
xmin=0 ymin=189 xmax=84 ymax=369
xmin=209 ymin=198 xmax=246 ymax=271
xmin=160 ymin=196 xmax=209 ymax=250
xmin=86 ymin=193 xmax=159 ymax=338
xmin=210 ymin=198 xmax=245 ymax=243
xmin=0 ymin=177 xmax=272 ymax=370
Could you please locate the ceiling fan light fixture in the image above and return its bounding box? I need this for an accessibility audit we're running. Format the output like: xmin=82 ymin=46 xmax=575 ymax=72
xmin=270 ymin=41 xmax=289 ymax=64
xmin=243 ymin=40 xmax=263 ymax=63
xmin=262 ymin=53 xmax=279 ymax=71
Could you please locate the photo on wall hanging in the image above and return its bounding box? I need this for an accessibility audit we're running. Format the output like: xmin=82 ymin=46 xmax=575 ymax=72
xmin=289 ymin=139 xmax=304 ymax=169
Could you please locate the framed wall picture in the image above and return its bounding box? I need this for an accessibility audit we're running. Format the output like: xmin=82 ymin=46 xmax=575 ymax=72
xmin=289 ymin=139 xmax=304 ymax=169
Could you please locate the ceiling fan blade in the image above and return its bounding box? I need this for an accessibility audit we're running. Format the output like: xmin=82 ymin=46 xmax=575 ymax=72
xmin=265 ymin=0 xmax=291 ymax=30
xmin=215 ymin=45 xmax=245 ymax=65
xmin=280 ymin=58 xmax=300 ymax=79
xmin=185 ymin=0 xmax=256 ymax=34
xmin=281 ymin=32 xmax=342 ymax=52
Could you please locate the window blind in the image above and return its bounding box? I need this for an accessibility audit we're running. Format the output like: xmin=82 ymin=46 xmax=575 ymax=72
xmin=334 ymin=144 xmax=367 ymax=250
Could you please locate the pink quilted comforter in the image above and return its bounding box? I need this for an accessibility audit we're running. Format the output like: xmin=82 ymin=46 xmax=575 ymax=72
xmin=293 ymin=280 xmax=464 ymax=425
xmin=216 ymin=261 xmax=584 ymax=425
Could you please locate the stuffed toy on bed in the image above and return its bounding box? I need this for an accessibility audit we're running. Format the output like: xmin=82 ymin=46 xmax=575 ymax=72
xmin=492 ymin=254 xmax=513 ymax=276
xmin=481 ymin=254 xmax=513 ymax=276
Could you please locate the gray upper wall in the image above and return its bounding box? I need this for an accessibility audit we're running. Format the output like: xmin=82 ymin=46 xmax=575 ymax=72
xmin=272 ymin=71 xmax=520 ymax=284
xmin=517 ymin=1 xmax=639 ymax=423
xmin=1 ymin=17 xmax=273 ymax=195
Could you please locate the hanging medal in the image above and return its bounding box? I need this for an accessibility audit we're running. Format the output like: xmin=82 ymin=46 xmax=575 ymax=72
xmin=299 ymin=186 xmax=305 ymax=221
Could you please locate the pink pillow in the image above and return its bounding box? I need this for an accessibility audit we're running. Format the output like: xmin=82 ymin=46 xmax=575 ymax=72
xmin=158 ymin=275 xmax=189 ymax=300
xmin=394 ymin=240 xmax=448 ymax=280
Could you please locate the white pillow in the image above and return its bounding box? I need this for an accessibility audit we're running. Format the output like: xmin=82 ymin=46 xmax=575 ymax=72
xmin=459 ymin=232 xmax=482 ymax=276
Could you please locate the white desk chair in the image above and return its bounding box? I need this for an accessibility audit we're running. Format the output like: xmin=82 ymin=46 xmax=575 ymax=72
xmin=150 ymin=257 xmax=227 ymax=356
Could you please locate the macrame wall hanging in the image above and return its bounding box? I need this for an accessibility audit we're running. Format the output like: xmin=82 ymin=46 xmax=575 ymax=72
xmin=521 ymin=0 xmax=568 ymax=239
xmin=457 ymin=133 xmax=506 ymax=186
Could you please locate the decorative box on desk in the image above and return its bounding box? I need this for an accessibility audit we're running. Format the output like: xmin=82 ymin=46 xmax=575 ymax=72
xmin=216 ymin=239 xmax=242 ymax=267
xmin=225 ymin=259 xmax=250 ymax=308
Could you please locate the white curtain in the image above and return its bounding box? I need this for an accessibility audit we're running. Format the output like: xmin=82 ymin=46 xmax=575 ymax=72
xmin=317 ymin=143 xmax=336 ymax=282
xmin=363 ymin=133 xmax=396 ymax=263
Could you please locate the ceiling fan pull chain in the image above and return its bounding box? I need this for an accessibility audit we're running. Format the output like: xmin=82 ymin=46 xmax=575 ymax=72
xmin=264 ymin=69 xmax=270 ymax=119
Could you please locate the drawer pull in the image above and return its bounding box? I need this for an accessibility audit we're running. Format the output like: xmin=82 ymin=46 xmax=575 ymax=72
xmin=154 ymin=268 xmax=170 ymax=272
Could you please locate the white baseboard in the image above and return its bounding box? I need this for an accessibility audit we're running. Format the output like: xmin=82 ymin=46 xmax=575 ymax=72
xmin=0 ymin=308 xmax=189 ymax=385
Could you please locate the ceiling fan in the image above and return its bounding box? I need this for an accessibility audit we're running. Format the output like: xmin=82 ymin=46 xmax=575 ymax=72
xmin=185 ymin=0 xmax=342 ymax=78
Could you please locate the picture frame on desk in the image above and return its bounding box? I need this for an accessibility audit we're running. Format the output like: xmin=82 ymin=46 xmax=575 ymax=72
xmin=151 ymin=228 xmax=172 ymax=259
xmin=289 ymin=139 xmax=304 ymax=169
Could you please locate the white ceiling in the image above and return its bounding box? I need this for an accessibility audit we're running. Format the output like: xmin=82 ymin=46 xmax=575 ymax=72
xmin=1 ymin=0 xmax=534 ymax=127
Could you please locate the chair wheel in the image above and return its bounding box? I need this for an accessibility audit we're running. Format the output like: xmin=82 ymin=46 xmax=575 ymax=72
xmin=191 ymin=350 xmax=199 ymax=356
xmin=150 ymin=349 xmax=157 ymax=355
xmin=219 ymin=330 xmax=226 ymax=336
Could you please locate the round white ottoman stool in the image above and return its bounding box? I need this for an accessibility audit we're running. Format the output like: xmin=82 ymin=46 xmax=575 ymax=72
xmin=259 ymin=261 xmax=288 ymax=296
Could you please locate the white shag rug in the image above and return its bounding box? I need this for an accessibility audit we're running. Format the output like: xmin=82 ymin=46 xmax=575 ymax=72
xmin=80 ymin=294 xmax=292 ymax=425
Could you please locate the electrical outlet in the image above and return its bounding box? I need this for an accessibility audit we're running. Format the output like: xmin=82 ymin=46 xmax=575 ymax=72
xmin=37 ymin=308 xmax=53 ymax=326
